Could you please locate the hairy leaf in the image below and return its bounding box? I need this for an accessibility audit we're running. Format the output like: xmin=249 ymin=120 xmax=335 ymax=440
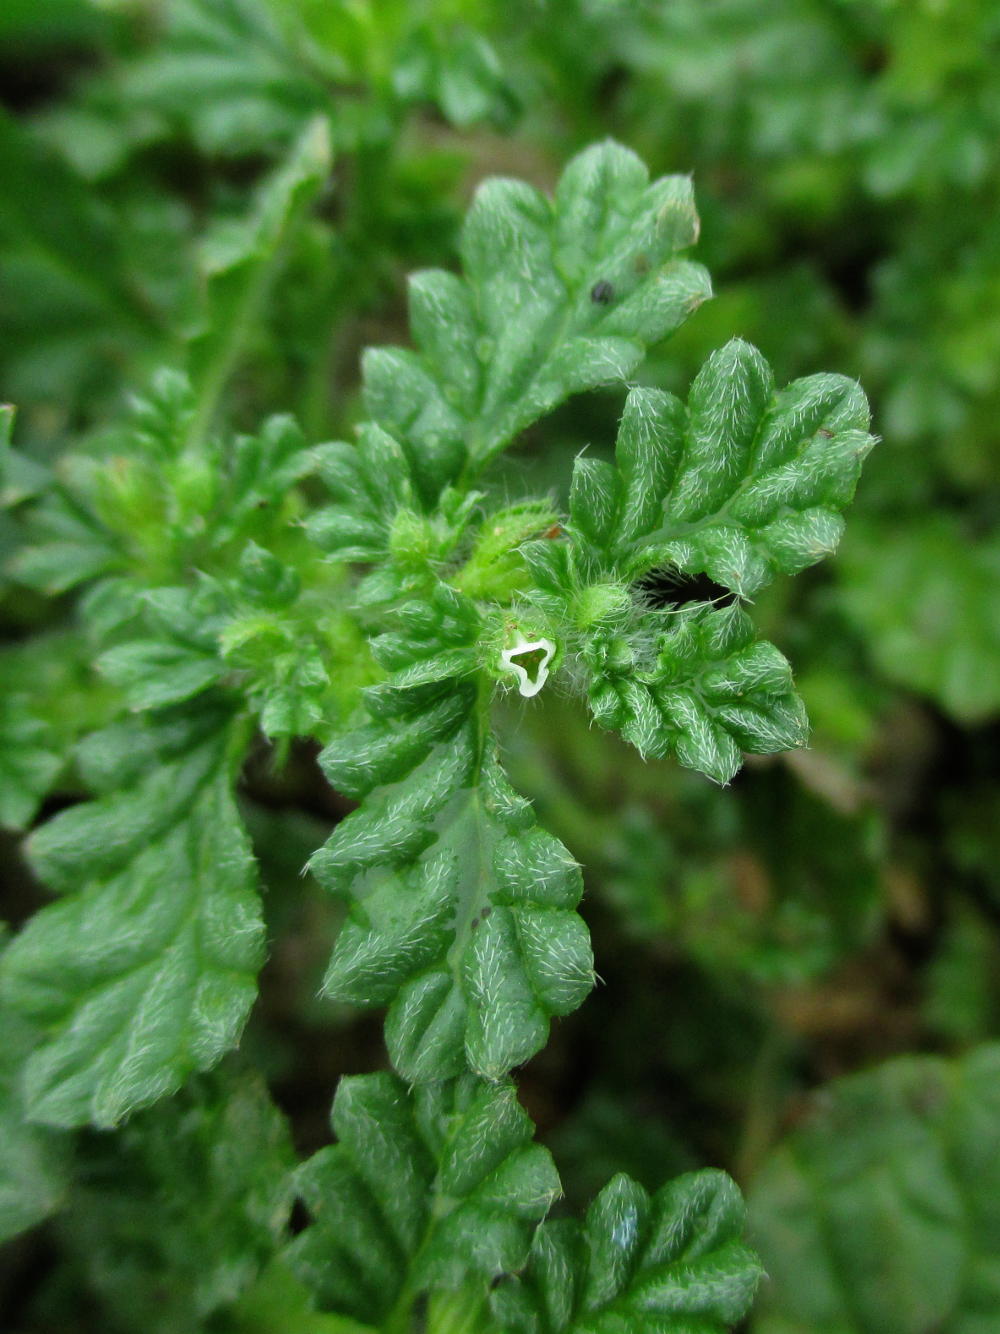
xmin=9 ymin=369 xmax=348 ymax=739
xmin=115 ymin=0 xmax=515 ymax=161
xmin=492 ymin=1168 xmax=763 ymax=1333
xmin=97 ymin=637 xmax=224 ymax=711
xmin=583 ymin=604 xmax=808 ymax=784
xmin=286 ymin=1071 xmax=560 ymax=1326
xmin=307 ymin=424 xmax=416 ymax=563
xmin=0 ymin=705 xmax=264 ymax=1128
xmin=362 ymin=139 xmax=710 ymax=499
xmin=95 ymin=584 xmax=225 ymax=709
xmin=569 ymin=341 xmax=875 ymax=595
xmin=749 ymin=1044 xmax=1000 ymax=1334
xmin=314 ymin=674 xmax=594 ymax=1081
xmin=313 ymin=583 xmax=592 ymax=1081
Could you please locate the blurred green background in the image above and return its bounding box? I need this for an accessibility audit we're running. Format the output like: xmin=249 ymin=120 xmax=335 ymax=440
xmin=2 ymin=2 xmax=999 ymax=1331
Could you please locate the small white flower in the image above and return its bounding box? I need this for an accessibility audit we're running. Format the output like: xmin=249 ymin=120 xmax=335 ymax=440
xmin=500 ymin=635 xmax=556 ymax=698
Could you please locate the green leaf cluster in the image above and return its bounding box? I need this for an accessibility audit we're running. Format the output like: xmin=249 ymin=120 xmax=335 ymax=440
xmin=506 ymin=340 xmax=874 ymax=782
xmin=0 ymin=112 xmax=876 ymax=1334
xmin=530 ymin=0 xmax=1000 ymax=732
xmin=286 ymin=1074 xmax=762 ymax=1334
xmin=5 ymin=6 xmax=1000 ymax=1334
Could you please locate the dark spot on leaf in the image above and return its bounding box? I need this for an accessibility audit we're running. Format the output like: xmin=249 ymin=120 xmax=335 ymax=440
xmin=590 ymin=280 xmax=614 ymax=304
xmin=818 ymin=427 xmax=834 ymax=438
xmin=481 ymin=905 xmax=492 ymax=919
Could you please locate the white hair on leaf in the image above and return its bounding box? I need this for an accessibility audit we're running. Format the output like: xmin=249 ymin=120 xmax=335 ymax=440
xmin=500 ymin=635 xmax=556 ymax=698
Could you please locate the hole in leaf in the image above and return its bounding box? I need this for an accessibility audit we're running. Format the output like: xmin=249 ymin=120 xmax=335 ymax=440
xmin=288 ymin=1198 xmax=311 ymax=1236
xmin=637 ymin=566 xmax=737 ymax=610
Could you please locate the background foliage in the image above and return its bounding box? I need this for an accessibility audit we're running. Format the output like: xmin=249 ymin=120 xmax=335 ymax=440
xmin=1 ymin=1 xmax=999 ymax=1331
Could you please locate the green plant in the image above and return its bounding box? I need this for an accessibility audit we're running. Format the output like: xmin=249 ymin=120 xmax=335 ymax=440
xmin=1 ymin=130 xmax=876 ymax=1333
